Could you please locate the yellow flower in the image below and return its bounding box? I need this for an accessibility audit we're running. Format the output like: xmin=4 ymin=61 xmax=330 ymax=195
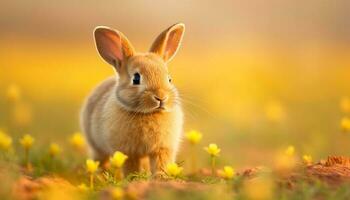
xmin=110 ymin=151 xmax=128 ymax=168
xmin=340 ymin=97 xmax=350 ymax=113
xmin=77 ymin=183 xmax=89 ymax=191
xmin=165 ymin=163 xmax=183 ymax=177
xmin=86 ymin=159 xmax=99 ymax=174
xmin=341 ymin=117 xmax=350 ymax=132
xmin=0 ymin=130 xmax=12 ymax=151
xmin=20 ymin=134 xmax=34 ymax=150
xmin=204 ymin=143 xmax=221 ymax=157
xmin=69 ymin=132 xmax=85 ymax=150
xmin=302 ymin=155 xmax=312 ymax=165
xmin=49 ymin=143 xmax=61 ymax=157
xmin=285 ymin=145 xmax=295 ymax=156
xmin=111 ymin=187 xmax=124 ymax=200
xmin=185 ymin=130 xmax=202 ymax=144
xmin=6 ymin=84 xmax=21 ymax=103
xmin=218 ymin=166 xmax=235 ymax=180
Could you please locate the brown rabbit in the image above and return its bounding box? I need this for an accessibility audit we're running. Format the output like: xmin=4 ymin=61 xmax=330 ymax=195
xmin=80 ymin=23 xmax=185 ymax=175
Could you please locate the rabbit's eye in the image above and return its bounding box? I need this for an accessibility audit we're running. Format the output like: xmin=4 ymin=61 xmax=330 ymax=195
xmin=133 ymin=73 xmax=141 ymax=85
xmin=168 ymin=76 xmax=172 ymax=83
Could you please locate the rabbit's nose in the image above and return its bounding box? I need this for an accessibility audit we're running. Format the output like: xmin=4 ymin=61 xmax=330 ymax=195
xmin=153 ymin=95 xmax=168 ymax=102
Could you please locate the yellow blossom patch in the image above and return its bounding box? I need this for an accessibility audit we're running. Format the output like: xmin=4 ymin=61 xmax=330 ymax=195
xmin=86 ymin=159 xmax=99 ymax=174
xmin=0 ymin=130 xmax=12 ymax=151
xmin=20 ymin=134 xmax=34 ymax=150
xmin=185 ymin=130 xmax=202 ymax=144
xmin=218 ymin=166 xmax=235 ymax=180
xmin=303 ymin=155 xmax=313 ymax=165
xmin=204 ymin=143 xmax=221 ymax=157
xmin=285 ymin=145 xmax=295 ymax=156
xmin=49 ymin=143 xmax=61 ymax=157
xmin=165 ymin=163 xmax=183 ymax=177
xmin=110 ymin=151 xmax=128 ymax=168
xmin=69 ymin=132 xmax=85 ymax=151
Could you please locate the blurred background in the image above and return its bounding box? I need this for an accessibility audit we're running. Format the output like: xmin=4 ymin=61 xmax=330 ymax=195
xmin=1 ymin=0 xmax=350 ymax=170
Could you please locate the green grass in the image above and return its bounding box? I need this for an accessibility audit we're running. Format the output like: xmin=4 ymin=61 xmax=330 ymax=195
xmin=1 ymin=144 xmax=350 ymax=200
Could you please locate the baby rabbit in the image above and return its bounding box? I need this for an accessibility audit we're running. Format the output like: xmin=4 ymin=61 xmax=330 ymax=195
xmin=80 ymin=23 xmax=185 ymax=175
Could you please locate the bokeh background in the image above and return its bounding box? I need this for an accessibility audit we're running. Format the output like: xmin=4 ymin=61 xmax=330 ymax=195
xmin=1 ymin=0 xmax=350 ymax=170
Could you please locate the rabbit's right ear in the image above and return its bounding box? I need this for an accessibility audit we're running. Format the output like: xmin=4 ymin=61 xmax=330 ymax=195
xmin=94 ymin=26 xmax=135 ymax=70
xmin=150 ymin=23 xmax=185 ymax=62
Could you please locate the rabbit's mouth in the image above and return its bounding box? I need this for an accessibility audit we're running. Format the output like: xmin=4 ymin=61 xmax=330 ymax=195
xmin=156 ymin=105 xmax=166 ymax=111
xmin=149 ymin=103 xmax=169 ymax=113
xmin=153 ymin=99 xmax=171 ymax=112
xmin=115 ymin=89 xmax=175 ymax=113
xmin=115 ymin=95 xmax=168 ymax=113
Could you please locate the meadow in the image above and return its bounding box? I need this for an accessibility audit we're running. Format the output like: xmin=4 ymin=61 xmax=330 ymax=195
xmin=1 ymin=80 xmax=350 ymax=199
xmin=2 ymin=1 xmax=350 ymax=199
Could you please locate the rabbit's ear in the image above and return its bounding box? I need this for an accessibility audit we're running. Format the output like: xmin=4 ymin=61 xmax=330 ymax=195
xmin=94 ymin=26 xmax=135 ymax=69
xmin=150 ymin=23 xmax=185 ymax=62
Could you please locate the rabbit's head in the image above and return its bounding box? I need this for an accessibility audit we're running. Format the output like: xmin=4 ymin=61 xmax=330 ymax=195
xmin=94 ymin=23 xmax=185 ymax=113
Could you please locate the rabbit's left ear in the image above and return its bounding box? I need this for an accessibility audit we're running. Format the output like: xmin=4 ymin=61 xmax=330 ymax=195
xmin=94 ymin=26 xmax=135 ymax=70
xmin=149 ymin=23 xmax=185 ymax=62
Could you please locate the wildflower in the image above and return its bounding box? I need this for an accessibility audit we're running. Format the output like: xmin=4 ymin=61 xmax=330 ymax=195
xmin=218 ymin=166 xmax=235 ymax=180
xmin=20 ymin=134 xmax=34 ymax=150
xmin=185 ymin=130 xmax=202 ymax=144
xmin=302 ymin=155 xmax=312 ymax=165
xmin=86 ymin=159 xmax=99 ymax=189
xmin=204 ymin=143 xmax=221 ymax=175
xmin=110 ymin=151 xmax=128 ymax=180
xmin=20 ymin=134 xmax=34 ymax=169
xmin=205 ymin=143 xmax=221 ymax=157
xmin=49 ymin=143 xmax=61 ymax=157
xmin=341 ymin=117 xmax=350 ymax=132
xmin=86 ymin=159 xmax=99 ymax=174
xmin=186 ymin=130 xmax=202 ymax=173
xmin=285 ymin=145 xmax=295 ymax=156
xmin=111 ymin=187 xmax=124 ymax=200
xmin=0 ymin=130 xmax=12 ymax=151
xmin=6 ymin=84 xmax=21 ymax=103
xmin=69 ymin=132 xmax=85 ymax=151
xmin=110 ymin=151 xmax=128 ymax=168
xmin=340 ymin=97 xmax=350 ymax=113
xmin=165 ymin=163 xmax=183 ymax=178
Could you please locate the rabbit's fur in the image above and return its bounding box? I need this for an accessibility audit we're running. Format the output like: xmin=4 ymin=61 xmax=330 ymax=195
xmin=80 ymin=23 xmax=185 ymax=175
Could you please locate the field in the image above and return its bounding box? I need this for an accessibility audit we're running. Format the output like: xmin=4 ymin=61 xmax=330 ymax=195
xmin=1 ymin=87 xmax=350 ymax=199
xmin=2 ymin=0 xmax=350 ymax=199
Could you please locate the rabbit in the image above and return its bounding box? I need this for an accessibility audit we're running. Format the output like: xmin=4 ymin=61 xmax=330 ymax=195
xmin=80 ymin=23 xmax=185 ymax=176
